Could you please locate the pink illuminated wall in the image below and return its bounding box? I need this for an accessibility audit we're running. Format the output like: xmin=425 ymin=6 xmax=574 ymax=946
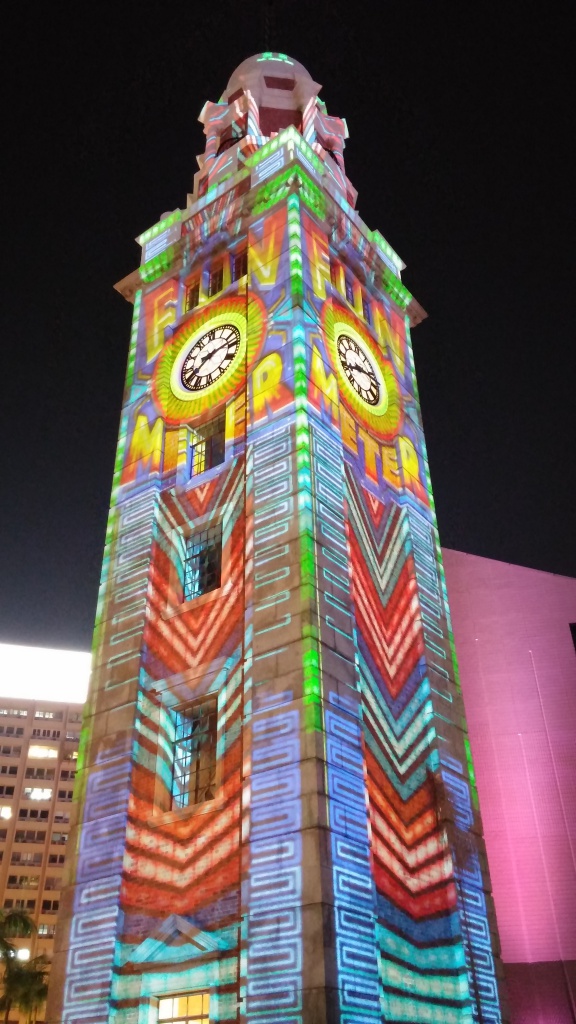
xmin=444 ymin=549 xmax=576 ymax=1023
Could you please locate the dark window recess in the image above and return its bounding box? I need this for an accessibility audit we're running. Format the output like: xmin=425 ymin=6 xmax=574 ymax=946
xmin=0 ymin=786 xmax=14 ymax=797
xmin=345 ymin=277 xmax=354 ymax=304
xmin=186 ymin=282 xmax=200 ymax=312
xmin=0 ymin=829 xmax=7 ymax=842
xmin=0 ymin=766 xmax=17 ymax=776
xmin=570 ymin=623 xmax=576 ymax=652
xmin=14 ymin=830 xmax=45 ymax=844
xmin=183 ymin=525 xmax=222 ymax=601
xmin=4 ymin=899 xmax=36 ymax=911
xmin=41 ymin=899 xmax=59 ymax=914
xmin=317 ymin=134 xmax=340 ymax=165
xmin=362 ymin=297 xmax=372 ymax=325
xmin=217 ymin=121 xmax=247 ymax=155
xmin=208 ymin=266 xmax=223 ymax=297
xmin=264 ymin=76 xmax=295 ymax=91
xmin=171 ymin=699 xmax=217 ymax=809
xmin=259 ymin=107 xmax=302 ymax=136
xmin=232 ymin=249 xmax=247 ymax=282
xmin=48 ymin=853 xmax=65 ymax=866
xmin=25 ymin=767 xmax=55 ymax=780
xmin=191 ymin=416 xmax=226 ymax=477
xmin=18 ymin=809 xmax=49 ymax=821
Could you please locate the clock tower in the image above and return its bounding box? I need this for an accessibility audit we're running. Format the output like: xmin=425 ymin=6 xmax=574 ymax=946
xmin=47 ymin=54 xmax=507 ymax=1024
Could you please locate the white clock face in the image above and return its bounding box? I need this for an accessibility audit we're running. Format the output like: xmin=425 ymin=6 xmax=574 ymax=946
xmin=180 ymin=325 xmax=241 ymax=392
xmin=337 ymin=333 xmax=380 ymax=406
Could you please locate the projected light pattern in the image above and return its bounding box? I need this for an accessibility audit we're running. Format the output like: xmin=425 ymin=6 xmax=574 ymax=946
xmin=49 ymin=54 xmax=506 ymax=1024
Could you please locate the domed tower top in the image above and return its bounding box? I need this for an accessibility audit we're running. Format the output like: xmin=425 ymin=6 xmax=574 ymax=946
xmin=193 ymin=52 xmax=350 ymax=202
xmin=222 ymin=52 xmax=321 ymax=128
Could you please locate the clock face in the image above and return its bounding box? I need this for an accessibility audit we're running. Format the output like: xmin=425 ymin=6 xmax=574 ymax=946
xmin=321 ymin=300 xmax=404 ymax=441
xmin=337 ymin=334 xmax=380 ymax=406
xmin=152 ymin=295 xmax=267 ymax=426
xmin=180 ymin=325 xmax=241 ymax=392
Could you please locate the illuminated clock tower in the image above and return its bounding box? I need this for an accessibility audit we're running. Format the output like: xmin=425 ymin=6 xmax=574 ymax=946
xmin=48 ymin=54 xmax=507 ymax=1024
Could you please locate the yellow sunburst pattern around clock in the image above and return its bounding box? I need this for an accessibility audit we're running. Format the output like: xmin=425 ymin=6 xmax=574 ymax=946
xmin=152 ymin=294 xmax=267 ymax=425
xmin=321 ymin=300 xmax=403 ymax=441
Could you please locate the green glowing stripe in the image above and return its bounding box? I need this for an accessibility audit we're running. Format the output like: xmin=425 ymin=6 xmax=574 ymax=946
xmin=293 ymin=303 xmax=323 ymax=732
xmin=257 ymin=52 xmax=294 ymax=64
xmin=245 ymin=125 xmax=323 ymax=175
xmin=463 ymin=734 xmax=479 ymax=809
xmin=140 ymin=243 xmax=177 ymax=283
xmin=369 ymin=228 xmax=403 ymax=272
xmin=138 ymin=209 xmax=180 ymax=245
xmin=381 ymin=264 xmax=413 ymax=309
xmin=252 ymin=166 xmax=326 ymax=219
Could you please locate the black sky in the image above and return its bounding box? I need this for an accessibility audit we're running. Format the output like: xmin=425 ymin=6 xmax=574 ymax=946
xmin=1 ymin=1 xmax=574 ymax=650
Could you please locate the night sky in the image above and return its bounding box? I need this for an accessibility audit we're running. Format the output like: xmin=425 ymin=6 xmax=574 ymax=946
xmin=2 ymin=2 xmax=574 ymax=651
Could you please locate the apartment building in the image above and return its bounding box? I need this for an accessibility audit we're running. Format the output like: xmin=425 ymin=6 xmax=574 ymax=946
xmin=0 ymin=697 xmax=83 ymax=993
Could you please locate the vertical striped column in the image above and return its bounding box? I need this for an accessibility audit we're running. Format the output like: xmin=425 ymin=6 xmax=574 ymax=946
xmin=48 ymin=486 xmax=159 ymax=1024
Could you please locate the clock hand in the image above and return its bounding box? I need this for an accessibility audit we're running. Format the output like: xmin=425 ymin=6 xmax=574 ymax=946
xmin=198 ymin=343 xmax=225 ymax=367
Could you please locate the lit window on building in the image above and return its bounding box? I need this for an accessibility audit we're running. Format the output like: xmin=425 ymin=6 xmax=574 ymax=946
xmin=183 ymin=525 xmax=222 ymax=601
xmin=11 ymin=852 xmax=43 ymax=866
xmin=362 ymin=296 xmax=372 ymax=324
xmin=1 ymin=806 xmax=13 ymax=821
xmin=158 ymin=993 xmax=210 ymax=1024
xmin=0 ymin=708 xmax=27 ymax=718
xmin=7 ymin=875 xmax=39 ymax=890
xmin=345 ymin=276 xmax=354 ymax=304
xmin=23 ymin=787 xmax=52 ymax=801
xmin=28 ymin=745 xmax=58 ymax=759
xmin=171 ymin=700 xmax=217 ymax=809
xmin=190 ymin=416 xmax=225 ymax=477
xmin=208 ymin=265 xmax=223 ymax=297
